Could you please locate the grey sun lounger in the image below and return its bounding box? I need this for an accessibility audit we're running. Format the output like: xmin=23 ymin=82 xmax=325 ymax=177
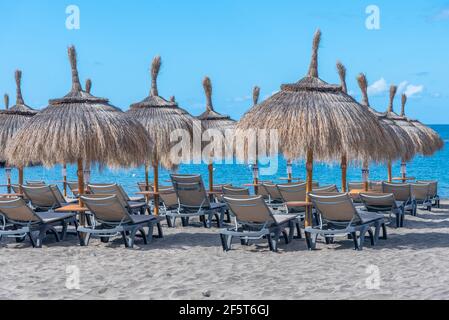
xmin=0 ymin=197 xmax=78 ymax=248
xmin=411 ymin=183 xmax=432 ymax=211
xmin=79 ymin=195 xmax=163 ymax=248
xmin=306 ymin=193 xmax=386 ymax=251
xmin=416 ymin=180 xmax=439 ymax=208
xmin=360 ymin=193 xmax=405 ymax=228
xmin=170 ymin=174 xmax=227 ymax=228
xmin=221 ymin=195 xmax=300 ymax=252
xmin=88 ymin=183 xmax=147 ymax=215
xmin=382 ymin=182 xmax=417 ymax=216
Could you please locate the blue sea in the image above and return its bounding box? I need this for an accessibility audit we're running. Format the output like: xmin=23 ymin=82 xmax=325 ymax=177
xmin=2 ymin=125 xmax=448 ymax=197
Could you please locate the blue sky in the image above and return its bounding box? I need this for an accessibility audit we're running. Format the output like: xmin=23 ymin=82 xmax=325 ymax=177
xmin=0 ymin=0 xmax=448 ymax=123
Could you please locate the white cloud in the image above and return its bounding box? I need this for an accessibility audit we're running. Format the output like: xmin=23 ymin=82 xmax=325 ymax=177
xmin=397 ymin=81 xmax=409 ymax=94
xmin=232 ymin=95 xmax=251 ymax=103
xmin=434 ymin=8 xmax=449 ymax=20
xmin=404 ymin=84 xmax=424 ymax=97
xmin=367 ymin=78 xmax=388 ymax=95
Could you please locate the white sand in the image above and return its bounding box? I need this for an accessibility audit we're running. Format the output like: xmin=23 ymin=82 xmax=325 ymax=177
xmin=2 ymin=201 xmax=449 ymax=300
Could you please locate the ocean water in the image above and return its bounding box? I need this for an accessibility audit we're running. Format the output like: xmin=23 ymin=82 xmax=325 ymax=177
xmin=1 ymin=125 xmax=448 ymax=197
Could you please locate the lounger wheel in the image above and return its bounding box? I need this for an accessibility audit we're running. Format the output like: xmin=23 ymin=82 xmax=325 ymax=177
xmin=100 ymin=237 xmax=109 ymax=243
xmin=240 ymin=238 xmax=249 ymax=246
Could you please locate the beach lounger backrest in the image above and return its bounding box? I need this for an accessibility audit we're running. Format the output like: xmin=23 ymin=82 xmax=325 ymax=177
xmin=313 ymin=185 xmax=339 ymax=193
xmin=0 ymin=197 xmax=39 ymax=223
xmin=348 ymin=182 xmax=364 ymax=191
xmin=50 ymin=185 xmax=66 ymax=206
xmin=81 ymin=195 xmax=131 ymax=224
xmin=159 ymin=188 xmax=178 ymax=208
xmin=369 ymin=181 xmax=383 ymax=192
xmin=411 ymin=183 xmax=430 ymax=201
xmin=89 ymin=184 xmax=129 ymax=203
xmin=261 ymin=183 xmax=283 ymax=202
xmin=360 ymin=193 xmax=396 ymax=212
xmin=222 ymin=186 xmax=250 ymax=196
xmin=171 ymin=174 xmax=210 ymax=209
xmin=416 ymin=180 xmax=438 ymax=197
xmin=256 ymin=182 xmax=271 ymax=199
xmin=309 ymin=193 xmax=357 ymax=223
xmin=382 ymin=182 xmax=411 ymax=202
xmin=212 ymin=184 xmax=232 ymax=193
xmin=277 ymin=183 xmax=307 ymax=202
xmin=11 ymin=184 xmax=29 ymax=200
xmin=22 ymin=185 xmax=58 ymax=209
xmin=224 ymin=196 xmax=274 ymax=224
xmin=26 ymin=181 xmax=46 ymax=186
xmin=137 ymin=182 xmax=154 ymax=192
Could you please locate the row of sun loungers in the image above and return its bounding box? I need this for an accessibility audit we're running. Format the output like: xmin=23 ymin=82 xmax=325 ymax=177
xmin=0 ymin=176 xmax=440 ymax=251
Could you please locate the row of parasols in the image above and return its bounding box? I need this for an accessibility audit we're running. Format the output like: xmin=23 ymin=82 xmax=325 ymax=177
xmin=0 ymin=29 xmax=444 ymax=224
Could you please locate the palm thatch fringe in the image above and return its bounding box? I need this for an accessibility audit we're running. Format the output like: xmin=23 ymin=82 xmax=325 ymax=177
xmin=5 ymin=46 xmax=153 ymax=168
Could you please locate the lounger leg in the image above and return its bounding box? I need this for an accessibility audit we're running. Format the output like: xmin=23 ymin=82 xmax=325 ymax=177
xmin=207 ymin=213 xmax=213 ymax=228
xmin=305 ymin=232 xmax=316 ymax=250
xmin=156 ymin=222 xmax=164 ymax=238
xmin=282 ymin=230 xmax=289 ymax=244
xmin=121 ymin=232 xmax=130 ymax=248
xmin=367 ymin=229 xmax=375 ymax=246
xmin=181 ymin=217 xmax=188 ymax=227
xmin=139 ymin=228 xmax=148 ymax=245
xmin=27 ymin=232 xmax=36 ymax=248
xmin=47 ymin=226 xmax=60 ymax=243
xmin=166 ymin=216 xmax=173 ymax=228
xmin=240 ymin=238 xmax=249 ymax=246
xmin=381 ymin=223 xmax=387 ymax=240
xmin=351 ymin=232 xmax=359 ymax=250
xmin=202 ymin=215 xmax=208 ymax=228
xmin=60 ymin=220 xmax=68 ymax=241
xmin=267 ymin=234 xmax=276 ymax=252
xmin=220 ymin=234 xmax=228 ymax=251
xmin=226 ymin=234 xmax=233 ymax=251
xmin=294 ymin=221 xmax=302 ymax=239
xmin=80 ymin=233 xmax=91 ymax=246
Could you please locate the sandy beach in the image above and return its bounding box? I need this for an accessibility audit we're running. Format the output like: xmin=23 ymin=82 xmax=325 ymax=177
xmin=1 ymin=201 xmax=448 ymax=300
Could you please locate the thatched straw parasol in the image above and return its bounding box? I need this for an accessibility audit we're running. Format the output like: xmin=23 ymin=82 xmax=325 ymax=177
xmin=0 ymin=71 xmax=38 ymax=193
xmin=6 ymin=46 xmax=153 ymax=210
xmin=237 ymin=29 xmax=398 ymax=225
xmin=356 ymin=73 xmax=415 ymax=188
xmin=380 ymin=86 xmax=436 ymax=181
xmin=197 ymin=76 xmax=236 ymax=191
xmin=397 ymin=93 xmax=443 ymax=180
xmin=127 ymin=56 xmax=199 ymax=215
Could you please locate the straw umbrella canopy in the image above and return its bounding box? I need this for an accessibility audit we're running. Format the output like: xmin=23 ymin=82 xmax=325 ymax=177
xmin=237 ymin=29 xmax=397 ymax=225
xmin=379 ymin=86 xmax=437 ymax=181
xmin=6 ymin=46 xmax=153 ymax=210
xmin=401 ymin=94 xmax=443 ymax=153
xmin=127 ymin=56 xmax=199 ymax=215
xmin=397 ymin=93 xmax=443 ymax=179
xmin=356 ymin=73 xmax=415 ymax=187
xmin=197 ymin=77 xmax=236 ymax=191
xmin=0 ymin=70 xmax=38 ymax=192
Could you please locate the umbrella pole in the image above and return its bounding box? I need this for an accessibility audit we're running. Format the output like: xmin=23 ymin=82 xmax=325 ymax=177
xmin=287 ymin=160 xmax=292 ymax=183
xmin=144 ymin=164 xmax=149 ymax=191
xmin=153 ymin=163 xmax=159 ymax=216
xmin=253 ymin=161 xmax=259 ymax=195
xmin=18 ymin=166 xmax=24 ymax=194
xmin=387 ymin=161 xmax=392 ymax=183
xmin=305 ymin=149 xmax=314 ymax=227
xmin=401 ymin=160 xmax=407 ymax=183
xmin=5 ymin=165 xmax=11 ymax=194
xmin=341 ymin=154 xmax=347 ymax=192
xmin=362 ymin=160 xmax=369 ymax=192
xmin=62 ymin=163 xmax=67 ymax=197
xmin=208 ymin=163 xmax=214 ymax=192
